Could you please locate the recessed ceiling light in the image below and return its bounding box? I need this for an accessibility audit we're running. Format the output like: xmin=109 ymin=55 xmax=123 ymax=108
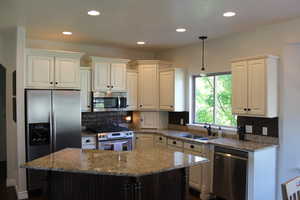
xmin=223 ymin=12 xmax=236 ymax=17
xmin=88 ymin=10 xmax=100 ymax=16
xmin=62 ymin=31 xmax=72 ymax=35
xmin=137 ymin=41 xmax=146 ymax=45
xmin=176 ymin=28 xmax=187 ymax=32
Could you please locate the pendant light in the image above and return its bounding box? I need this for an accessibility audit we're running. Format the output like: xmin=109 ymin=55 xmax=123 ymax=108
xmin=199 ymin=36 xmax=208 ymax=77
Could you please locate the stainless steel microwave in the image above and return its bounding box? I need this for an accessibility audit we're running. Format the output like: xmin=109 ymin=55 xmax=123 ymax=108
xmin=92 ymin=92 xmax=127 ymax=112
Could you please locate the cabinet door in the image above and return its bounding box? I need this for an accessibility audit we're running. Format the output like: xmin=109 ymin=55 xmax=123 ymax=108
xmin=159 ymin=71 xmax=174 ymax=111
xmin=140 ymin=112 xmax=157 ymax=129
xmin=138 ymin=65 xmax=158 ymax=110
xmin=231 ymin=61 xmax=248 ymax=115
xmin=135 ymin=134 xmax=154 ymax=149
xmin=247 ymin=59 xmax=266 ymax=116
xmin=55 ymin=57 xmax=80 ymax=88
xmin=126 ymin=71 xmax=138 ymax=110
xmin=80 ymin=69 xmax=91 ymax=112
xmin=26 ymin=55 xmax=54 ymax=88
xmin=93 ymin=62 xmax=111 ymax=91
xmin=111 ymin=63 xmax=126 ymax=91
xmin=185 ymin=150 xmax=202 ymax=192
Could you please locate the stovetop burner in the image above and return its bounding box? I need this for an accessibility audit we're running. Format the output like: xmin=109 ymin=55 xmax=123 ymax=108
xmin=87 ymin=124 xmax=130 ymax=133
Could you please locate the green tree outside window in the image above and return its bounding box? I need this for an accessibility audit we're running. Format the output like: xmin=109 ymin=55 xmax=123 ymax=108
xmin=194 ymin=74 xmax=237 ymax=127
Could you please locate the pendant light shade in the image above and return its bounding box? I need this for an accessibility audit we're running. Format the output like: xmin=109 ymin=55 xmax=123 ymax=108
xmin=199 ymin=36 xmax=208 ymax=77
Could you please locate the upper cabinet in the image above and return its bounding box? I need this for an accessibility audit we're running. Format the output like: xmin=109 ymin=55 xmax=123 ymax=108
xmin=159 ymin=68 xmax=186 ymax=112
xmin=91 ymin=57 xmax=130 ymax=92
xmin=231 ymin=55 xmax=278 ymax=117
xmin=25 ymin=49 xmax=84 ymax=89
xmin=130 ymin=60 xmax=172 ymax=111
xmin=126 ymin=69 xmax=138 ymax=111
xmin=80 ymin=67 xmax=92 ymax=112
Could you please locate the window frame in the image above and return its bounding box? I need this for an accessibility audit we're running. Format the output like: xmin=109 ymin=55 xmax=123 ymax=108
xmin=191 ymin=72 xmax=236 ymax=128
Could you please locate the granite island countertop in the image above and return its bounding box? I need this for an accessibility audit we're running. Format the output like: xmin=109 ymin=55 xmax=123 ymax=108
xmin=22 ymin=147 xmax=208 ymax=177
xmin=134 ymin=129 xmax=278 ymax=152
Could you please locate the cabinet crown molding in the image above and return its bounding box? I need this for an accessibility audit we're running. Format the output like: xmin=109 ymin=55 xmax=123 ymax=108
xmin=231 ymin=55 xmax=279 ymax=63
xmin=129 ymin=60 xmax=172 ymax=66
xmin=26 ymin=48 xmax=85 ymax=58
xmin=90 ymin=56 xmax=130 ymax=63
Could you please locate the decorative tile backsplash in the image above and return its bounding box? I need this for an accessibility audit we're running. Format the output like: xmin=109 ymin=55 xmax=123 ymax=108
xmin=237 ymin=116 xmax=278 ymax=138
xmin=82 ymin=111 xmax=132 ymax=127
xmin=168 ymin=111 xmax=189 ymax=126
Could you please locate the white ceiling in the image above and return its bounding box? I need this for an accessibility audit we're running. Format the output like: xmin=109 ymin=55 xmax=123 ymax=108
xmin=1 ymin=0 xmax=300 ymax=50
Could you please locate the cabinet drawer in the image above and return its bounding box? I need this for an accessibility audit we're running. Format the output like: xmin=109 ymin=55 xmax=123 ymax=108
xmin=135 ymin=134 xmax=154 ymax=140
xmin=167 ymin=145 xmax=183 ymax=152
xmin=184 ymin=142 xmax=203 ymax=153
xmin=167 ymin=138 xmax=183 ymax=148
xmin=154 ymin=135 xmax=167 ymax=144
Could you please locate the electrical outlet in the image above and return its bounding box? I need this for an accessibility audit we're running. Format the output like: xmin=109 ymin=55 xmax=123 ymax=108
xmin=262 ymin=127 xmax=268 ymax=136
xmin=245 ymin=125 xmax=253 ymax=133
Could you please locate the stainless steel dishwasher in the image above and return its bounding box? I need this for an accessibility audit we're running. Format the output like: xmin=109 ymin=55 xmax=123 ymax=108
xmin=213 ymin=146 xmax=248 ymax=200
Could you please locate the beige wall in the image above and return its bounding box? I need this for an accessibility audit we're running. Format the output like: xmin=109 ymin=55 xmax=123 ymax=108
xmin=156 ymin=17 xmax=300 ymax=200
xmin=26 ymin=39 xmax=156 ymax=66
xmin=0 ymin=29 xmax=18 ymax=187
xmin=0 ymin=34 xmax=6 ymax=162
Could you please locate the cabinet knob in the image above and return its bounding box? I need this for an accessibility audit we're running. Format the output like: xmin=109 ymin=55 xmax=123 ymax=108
xmin=173 ymin=141 xmax=176 ymax=145
xmin=107 ymin=85 xmax=110 ymax=88
xmin=170 ymin=105 xmax=174 ymax=108
xmin=50 ymin=82 xmax=53 ymax=85
xmin=140 ymin=105 xmax=143 ymax=107
xmin=248 ymin=108 xmax=251 ymax=111
xmin=159 ymin=137 xmax=162 ymax=140
xmin=55 ymin=82 xmax=58 ymax=85
xmin=111 ymin=86 xmax=114 ymax=88
xmin=244 ymin=108 xmax=247 ymax=111
xmin=190 ymin=145 xmax=194 ymax=149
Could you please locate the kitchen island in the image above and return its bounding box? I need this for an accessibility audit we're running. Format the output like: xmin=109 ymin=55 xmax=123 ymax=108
xmin=22 ymin=147 xmax=208 ymax=200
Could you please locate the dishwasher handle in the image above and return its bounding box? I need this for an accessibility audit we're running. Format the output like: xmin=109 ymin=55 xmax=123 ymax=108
xmin=215 ymin=152 xmax=248 ymax=161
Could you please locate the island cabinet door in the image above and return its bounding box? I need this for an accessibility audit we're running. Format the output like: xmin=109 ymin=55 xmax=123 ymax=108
xmin=48 ymin=169 xmax=189 ymax=200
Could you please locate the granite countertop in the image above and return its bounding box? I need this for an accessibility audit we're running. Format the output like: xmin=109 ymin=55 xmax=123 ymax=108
xmin=21 ymin=147 xmax=208 ymax=177
xmin=135 ymin=129 xmax=277 ymax=152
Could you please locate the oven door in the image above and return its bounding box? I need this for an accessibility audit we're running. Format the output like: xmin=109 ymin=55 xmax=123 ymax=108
xmin=98 ymin=139 xmax=132 ymax=151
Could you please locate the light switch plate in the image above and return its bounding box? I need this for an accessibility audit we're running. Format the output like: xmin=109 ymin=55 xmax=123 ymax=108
xmin=245 ymin=125 xmax=253 ymax=133
xmin=262 ymin=127 xmax=268 ymax=136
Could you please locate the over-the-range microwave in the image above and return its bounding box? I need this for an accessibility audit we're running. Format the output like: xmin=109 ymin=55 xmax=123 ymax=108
xmin=92 ymin=92 xmax=127 ymax=112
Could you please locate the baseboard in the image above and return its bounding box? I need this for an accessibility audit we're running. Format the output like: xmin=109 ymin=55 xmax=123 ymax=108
xmin=17 ymin=190 xmax=29 ymax=200
xmin=6 ymin=178 xmax=16 ymax=187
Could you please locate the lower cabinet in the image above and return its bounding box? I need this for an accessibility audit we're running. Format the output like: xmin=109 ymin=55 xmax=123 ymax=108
xmin=135 ymin=134 xmax=154 ymax=149
xmin=185 ymin=149 xmax=203 ymax=191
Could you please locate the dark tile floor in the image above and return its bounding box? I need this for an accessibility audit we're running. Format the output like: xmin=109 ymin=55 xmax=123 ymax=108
xmin=0 ymin=162 xmax=200 ymax=200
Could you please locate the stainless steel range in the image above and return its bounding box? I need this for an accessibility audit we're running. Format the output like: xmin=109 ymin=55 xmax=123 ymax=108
xmin=87 ymin=125 xmax=134 ymax=151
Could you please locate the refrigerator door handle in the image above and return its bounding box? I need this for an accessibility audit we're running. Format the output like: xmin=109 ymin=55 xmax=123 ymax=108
xmin=49 ymin=112 xmax=53 ymax=153
xmin=52 ymin=111 xmax=56 ymax=152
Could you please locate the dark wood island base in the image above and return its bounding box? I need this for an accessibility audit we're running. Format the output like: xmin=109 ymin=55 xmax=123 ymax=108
xmin=48 ymin=168 xmax=189 ymax=200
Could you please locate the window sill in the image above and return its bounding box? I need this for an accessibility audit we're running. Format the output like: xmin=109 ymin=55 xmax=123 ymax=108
xmin=186 ymin=123 xmax=237 ymax=135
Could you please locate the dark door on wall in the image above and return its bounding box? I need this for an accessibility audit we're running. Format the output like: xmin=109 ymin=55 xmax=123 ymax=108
xmin=0 ymin=64 xmax=6 ymax=163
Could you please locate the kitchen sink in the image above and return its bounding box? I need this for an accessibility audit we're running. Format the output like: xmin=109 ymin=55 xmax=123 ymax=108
xmin=181 ymin=134 xmax=209 ymax=140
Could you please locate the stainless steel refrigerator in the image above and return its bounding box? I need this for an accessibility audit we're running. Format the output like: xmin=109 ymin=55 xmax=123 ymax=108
xmin=25 ymin=89 xmax=81 ymax=192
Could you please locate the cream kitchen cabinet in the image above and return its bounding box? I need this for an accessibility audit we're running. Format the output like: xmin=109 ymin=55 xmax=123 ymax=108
xmin=231 ymin=55 xmax=278 ymax=117
xmin=26 ymin=49 xmax=83 ymax=89
xmin=126 ymin=70 xmax=138 ymax=110
xmin=91 ymin=57 xmax=130 ymax=92
xmin=80 ymin=67 xmax=92 ymax=112
xmin=159 ymin=68 xmax=185 ymax=111
xmin=139 ymin=112 xmax=168 ymax=129
xmin=130 ymin=60 xmax=171 ymax=111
